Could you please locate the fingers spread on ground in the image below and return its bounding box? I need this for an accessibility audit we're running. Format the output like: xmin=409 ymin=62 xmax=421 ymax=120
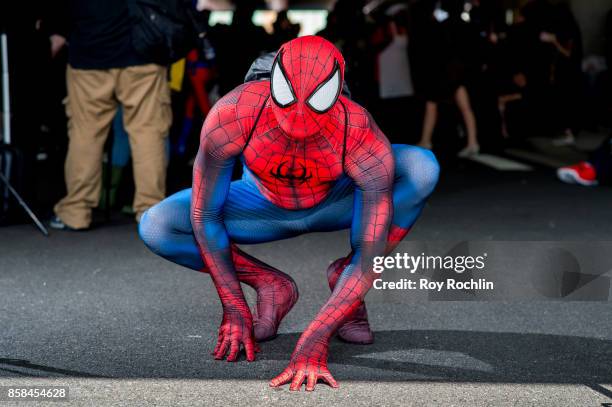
xmin=289 ymin=371 xmax=306 ymax=391
xmin=320 ymin=371 xmax=339 ymax=388
xmin=226 ymin=340 xmax=240 ymax=362
xmin=269 ymin=368 xmax=292 ymax=387
xmin=212 ymin=331 xmax=225 ymax=355
xmin=306 ymin=372 xmax=317 ymax=391
xmin=212 ymin=340 xmax=221 ymax=356
xmin=214 ymin=338 xmax=230 ymax=360
xmin=244 ymin=339 xmax=256 ymax=361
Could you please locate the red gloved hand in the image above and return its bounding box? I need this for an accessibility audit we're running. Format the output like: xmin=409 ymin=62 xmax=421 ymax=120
xmin=269 ymin=337 xmax=338 ymax=391
xmin=212 ymin=305 xmax=259 ymax=362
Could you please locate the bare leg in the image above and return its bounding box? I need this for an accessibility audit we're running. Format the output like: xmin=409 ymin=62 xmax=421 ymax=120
xmin=455 ymin=86 xmax=479 ymax=152
xmin=418 ymin=101 xmax=438 ymax=149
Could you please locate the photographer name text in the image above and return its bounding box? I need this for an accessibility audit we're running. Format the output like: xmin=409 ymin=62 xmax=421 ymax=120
xmin=373 ymin=278 xmax=494 ymax=291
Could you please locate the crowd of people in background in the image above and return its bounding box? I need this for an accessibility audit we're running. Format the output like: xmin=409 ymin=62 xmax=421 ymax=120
xmin=182 ymin=0 xmax=608 ymax=156
xmin=2 ymin=0 xmax=612 ymax=229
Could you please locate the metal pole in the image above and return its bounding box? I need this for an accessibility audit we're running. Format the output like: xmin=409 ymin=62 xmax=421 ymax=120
xmin=1 ymin=33 xmax=10 ymax=211
xmin=0 ymin=172 xmax=49 ymax=236
xmin=0 ymin=33 xmax=48 ymax=236
xmin=1 ymin=33 xmax=10 ymax=145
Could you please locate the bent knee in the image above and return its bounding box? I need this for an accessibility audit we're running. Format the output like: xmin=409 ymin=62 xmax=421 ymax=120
xmin=138 ymin=204 xmax=173 ymax=256
xmin=394 ymin=145 xmax=440 ymax=199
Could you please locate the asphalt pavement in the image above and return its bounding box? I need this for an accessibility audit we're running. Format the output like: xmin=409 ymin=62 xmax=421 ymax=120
xmin=1 ymin=164 xmax=611 ymax=406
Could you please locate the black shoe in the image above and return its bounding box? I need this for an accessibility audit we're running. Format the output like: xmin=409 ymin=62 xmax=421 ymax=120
xmin=49 ymin=216 xmax=81 ymax=231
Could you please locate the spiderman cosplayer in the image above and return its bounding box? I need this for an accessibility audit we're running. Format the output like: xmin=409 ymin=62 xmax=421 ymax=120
xmin=139 ymin=36 xmax=439 ymax=391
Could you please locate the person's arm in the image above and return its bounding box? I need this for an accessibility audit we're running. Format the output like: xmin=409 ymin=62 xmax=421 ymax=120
xmin=42 ymin=0 xmax=70 ymax=57
xmin=270 ymin=112 xmax=394 ymax=391
xmin=191 ymin=90 xmax=257 ymax=362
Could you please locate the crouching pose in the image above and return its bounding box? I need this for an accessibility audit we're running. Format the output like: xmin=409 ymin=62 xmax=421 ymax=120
xmin=139 ymin=36 xmax=439 ymax=391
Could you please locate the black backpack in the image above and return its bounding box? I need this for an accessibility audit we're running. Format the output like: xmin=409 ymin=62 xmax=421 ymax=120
xmin=244 ymin=52 xmax=352 ymax=98
xmin=128 ymin=0 xmax=195 ymax=64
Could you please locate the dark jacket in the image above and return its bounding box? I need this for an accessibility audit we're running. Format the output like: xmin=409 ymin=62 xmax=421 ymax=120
xmin=48 ymin=0 xmax=151 ymax=69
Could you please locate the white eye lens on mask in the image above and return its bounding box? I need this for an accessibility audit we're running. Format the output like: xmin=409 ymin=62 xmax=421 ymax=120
xmin=306 ymin=65 xmax=341 ymax=113
xmin=271 ymin=53 xmax=296 ymax=107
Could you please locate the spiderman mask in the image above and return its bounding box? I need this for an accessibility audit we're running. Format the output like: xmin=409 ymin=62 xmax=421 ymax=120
xmin=270 ymin=36 xmax=345 ymax=139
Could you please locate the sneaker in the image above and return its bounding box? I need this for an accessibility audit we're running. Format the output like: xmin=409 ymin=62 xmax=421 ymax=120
xmin=458 ymin=144 xmax=480 ymax=158
xmin=49 ymin=216 xmax=81 ymax=231
xmin=557 ymin=162 xmax=598 ymax=186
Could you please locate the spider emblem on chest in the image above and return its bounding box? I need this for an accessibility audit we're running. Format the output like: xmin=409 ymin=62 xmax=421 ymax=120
xmin=270 ymin=161 xmax=313 ymax=185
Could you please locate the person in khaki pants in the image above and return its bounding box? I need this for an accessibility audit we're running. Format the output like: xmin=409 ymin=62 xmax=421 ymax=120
xmin=47 ymin=0 xmax=172 ymax=230
xmin=53 ymin=65 xmax=171 ymax=229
